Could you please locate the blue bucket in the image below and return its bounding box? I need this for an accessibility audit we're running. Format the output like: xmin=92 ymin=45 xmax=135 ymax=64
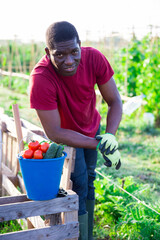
xmin=18 ymin=151 xmax=67 ymax=201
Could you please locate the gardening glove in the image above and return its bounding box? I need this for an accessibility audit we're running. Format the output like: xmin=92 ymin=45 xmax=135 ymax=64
xmin=96 ymin=133 xmax=118 ymax=155
xmin=102 ymin=149 xmax=121 ymax=170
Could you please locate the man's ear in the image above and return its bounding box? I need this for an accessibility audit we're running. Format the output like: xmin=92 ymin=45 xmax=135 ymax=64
xmin=79 ymin=40 xmax=81 ymax=47
xmin=45 ymin=47 xmax=50 ymax=59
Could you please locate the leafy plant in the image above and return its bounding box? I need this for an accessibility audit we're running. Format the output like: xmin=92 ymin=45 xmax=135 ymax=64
xmin=94 ymin=176 xmax=160 ymax=239
xmin=0 ymin=220 xmax=22 ymax=234
xmin=113 ymin=34 xmax=160 ymax=127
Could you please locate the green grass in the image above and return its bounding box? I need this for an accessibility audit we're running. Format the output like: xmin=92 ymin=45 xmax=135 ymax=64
xmin=97 ymin=116 xmax=160 ymax=192
xmin=0 ymin=85 xmax=41 ymax=126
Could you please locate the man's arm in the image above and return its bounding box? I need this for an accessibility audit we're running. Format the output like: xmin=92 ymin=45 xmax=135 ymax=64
xmin=36 ymin=108 xmax=98 ymax=149
xmin=98 ymin=76 xmax=122 ymax=135
xmin=36 ymin=76 xmax=121 ymax=149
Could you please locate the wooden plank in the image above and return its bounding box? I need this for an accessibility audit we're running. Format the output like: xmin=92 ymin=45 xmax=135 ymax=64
xmin=0 ymin=179 xmax=44 ymax=229
xmin=5 ymin=133 xmax=9 ymax=167
xmin=1 ymin=131 xmax=18 ymax=175
xmin=17 ymin=175 xmax=26 ymax=194
xmin=12 ymin=104 xmax=24 ymax=154
xmin=2 ymin=163 xmax=16 ymax=178
xmin=45 ymin=213 xmax=62 ymax=226
xmin=2 ymin=163 xmax=18 ymax=187
xmin=1 ymin=177 xmax=78 ymax=229
xmin=0 ymin=194 xmax=29 ymax=205
xmin=12 ymin=138 xmax=18 ymax=175
xmin=2 ymin=174 xmax=21 ymax=197
xmin=27 ymin=216 xmax=45 ymax=228
xmin=63 ymin=146 xmax=75 ymax=163
xmin=0 ymin=113 xmax=47 ymax=145
xmin=7 ymin=134 xmax=12 ymax=169
xmin=26 ymin=218 xmax=35 ymax=229
xmin=61 ymin=147 xmax=75 ymax=190
xmin=20 ymin=118 xmax=46 ymax=138
xmin=0 ymin=222 xmax=79 ymax=240
xmin=63 ymin=211 xmax=78 ymax=224
xmin=62 ymin=211 xmax=79 ymax=240
xmin=2 ymin=132 xmax=8 ymax=166
xmin=0 ymin=190 xmax=78 ymax=222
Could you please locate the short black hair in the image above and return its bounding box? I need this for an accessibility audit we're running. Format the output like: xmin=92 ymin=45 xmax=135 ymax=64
xmin=46 ymin=21 xmax=80 ymax=50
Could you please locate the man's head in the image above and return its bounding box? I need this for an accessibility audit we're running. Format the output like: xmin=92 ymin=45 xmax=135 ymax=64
xmin=45 ymin=21 xmax=81 ymax=76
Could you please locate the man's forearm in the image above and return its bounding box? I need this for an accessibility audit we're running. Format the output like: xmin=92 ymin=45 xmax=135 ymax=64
xmin=46 ymin=127 xmax=99 ymax=149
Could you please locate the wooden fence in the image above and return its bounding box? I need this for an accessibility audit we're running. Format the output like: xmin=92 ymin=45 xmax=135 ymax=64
xmin=0 ymin=110 xmax=79 ymax=239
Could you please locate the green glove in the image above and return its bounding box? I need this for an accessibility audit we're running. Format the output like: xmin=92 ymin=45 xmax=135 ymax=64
xmin=96 ymin=133 xmax=118 ymax=155
xmin=102 ymin=149 xmax=121 ymax=170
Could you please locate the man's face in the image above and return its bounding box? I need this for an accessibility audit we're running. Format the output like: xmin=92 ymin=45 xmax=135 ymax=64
xmin=46 ymin=38 xmax=81 ymax=76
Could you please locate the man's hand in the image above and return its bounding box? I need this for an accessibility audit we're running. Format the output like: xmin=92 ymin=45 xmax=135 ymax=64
xmin=102 ymin=149 xmax=121 ymax=170
xmin=96 ymin=133 xmax=118 ymax=155
xmin=96 ymin=133 xmax=121 ymax=170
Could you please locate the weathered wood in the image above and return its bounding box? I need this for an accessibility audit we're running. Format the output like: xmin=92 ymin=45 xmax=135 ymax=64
xmin=26 ymin=218 xmax=35 ymax=229
xmin=2 ymin=163 xmax=16 ymax=177
xmin=21 ymin=118 xmax=46 ymax=138
xmin=62 ymin=211 xmax=79 ymax=240
xmin=27 ymin=216 xmax=45 ymax=228
xmin=0 ymin=190 xmax=78 ymax=222
xmin=69 ymin=179 xmax=73 ymax=190
xmin=11 ymin=137 xmax=18 ymax=175
xmin=45 ymin=213 xmax=62 ymax=226
xmin=61 ymin=147 xmax=76 ymax=190
xmin=1 ymin=131 xmax=18 ymax=175
xmin=1 ymin=176 xmax=45 ymax=229
xmin=2 ymin=174 xmax=21 ymax=196
xmin=8 ymin=135 xmax=13 ymax=169
xmin=12 ymin=104 xmax=24 ymax=153
xmin=17 ymin=174 xmax=26 ymax=193
xmin=0 ymin=194 xmax=29 ymax=205
xmin=3 ymin=132 xmax=8 ymax=166
xmin=2 ymin=163 xmax=19 ymax=187
xmin=0 ymin=113 xmax=46 ymax=144
xmin=0 ymin=222 xmax=79 ymax=240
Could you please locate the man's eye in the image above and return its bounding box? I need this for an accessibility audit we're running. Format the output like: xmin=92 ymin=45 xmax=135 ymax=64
xmin=56 ymin=53 xmax=63 ymax=57
xmin=72 ymin=49 xmax=79 ymax=55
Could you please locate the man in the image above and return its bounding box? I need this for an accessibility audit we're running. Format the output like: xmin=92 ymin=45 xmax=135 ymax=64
xmin=29 ymin=21 xmax=122 ymax=240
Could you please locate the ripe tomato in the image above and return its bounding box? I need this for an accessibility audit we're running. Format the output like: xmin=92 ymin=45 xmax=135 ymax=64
xmin=23 ymin=149 xmax=34 ymax=159
xmin=28 ymin=141 xmax=40 ymax=151
xmin=33 ymin=150 xmax=43 ymax=159
xmin=39 ymin=142 xmax=50 ymax=153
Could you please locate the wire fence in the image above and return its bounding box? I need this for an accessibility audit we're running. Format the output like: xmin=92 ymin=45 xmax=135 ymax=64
xmin=96 ymin=169 xmax=160 ymax=216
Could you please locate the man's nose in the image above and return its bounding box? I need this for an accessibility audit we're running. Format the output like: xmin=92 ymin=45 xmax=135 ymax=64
xmin=65 ymin=55 xmax=74 ymax=65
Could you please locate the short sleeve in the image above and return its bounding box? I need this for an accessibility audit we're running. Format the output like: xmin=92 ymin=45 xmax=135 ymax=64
xmin=93 ymin=49 xmax=114 ymax=85
xmin=29 ymin=74 xmax=58 ymax=110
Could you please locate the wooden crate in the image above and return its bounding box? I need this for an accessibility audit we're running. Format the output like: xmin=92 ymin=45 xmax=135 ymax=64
xmin=0 ymin=191 xmax=79 ymax=240
xmin=0 ymin=112 xmax=78 ymax=239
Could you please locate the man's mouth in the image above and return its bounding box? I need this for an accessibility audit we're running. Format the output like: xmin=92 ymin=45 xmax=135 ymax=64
xmin=64 ymin=66 xmax=76 ymax=72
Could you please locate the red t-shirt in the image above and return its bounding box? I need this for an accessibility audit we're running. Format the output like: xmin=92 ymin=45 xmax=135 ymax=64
xmin=29 ymin=47 xmax=114 ymax=137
